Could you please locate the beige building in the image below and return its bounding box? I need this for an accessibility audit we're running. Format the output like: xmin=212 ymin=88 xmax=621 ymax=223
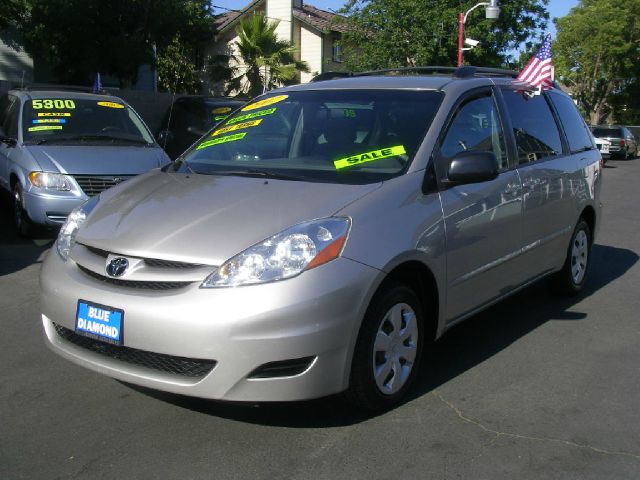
xmin=209 ymin=0 xmax=346 ymax=94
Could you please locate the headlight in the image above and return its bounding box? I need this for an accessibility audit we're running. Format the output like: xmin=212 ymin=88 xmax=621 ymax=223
xmin=28 ymin=171 xmax=73 ymax=191
xmin=201 ymin=217 xmax=351 ymax=288
xmin=56 ymin=196 xmax=100 ymax=261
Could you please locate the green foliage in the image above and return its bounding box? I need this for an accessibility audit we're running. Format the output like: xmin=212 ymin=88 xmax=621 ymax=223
xmin=156 ymin=35 xmax=202 ymax=94
xmin=554 ymin=0 xmax=640 ymax=124
xmin=16 ymin=0 xmax=212 ymax=88
xmin=209 ymin=15 xmax=309 ymax=97
xmin=0 ymin=0 xmax=29 ymax=32
xmin=337 ymin=0 xmax=549 ymax=70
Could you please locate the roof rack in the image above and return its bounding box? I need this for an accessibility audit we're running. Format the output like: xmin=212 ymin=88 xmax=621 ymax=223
xmin=15 ymin=84 xmax=98 ymax=93
xmin=310 ymin=66 xmax=520 ymax=83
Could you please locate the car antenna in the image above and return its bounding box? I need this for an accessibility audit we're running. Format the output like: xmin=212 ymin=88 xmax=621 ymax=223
xmin=163 ymin=91 xmax=176 ymax=150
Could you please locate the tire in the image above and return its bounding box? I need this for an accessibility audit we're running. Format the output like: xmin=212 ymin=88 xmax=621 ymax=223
xmin=344 ymin=282 xmax=425 ymax=411
xmin=549 ymin=219 xmax=592 ymax=295
xmin=621 ymin=148 xmax=628 ymax=160
xmin=12 ymin=183 xmax=34 ymax=237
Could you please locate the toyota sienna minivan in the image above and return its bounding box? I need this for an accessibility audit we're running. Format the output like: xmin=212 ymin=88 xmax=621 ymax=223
xmin=40 ymin=67 xmax=603 ymax=411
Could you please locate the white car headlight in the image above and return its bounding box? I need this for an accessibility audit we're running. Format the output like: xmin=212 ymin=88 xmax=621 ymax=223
xmin=28 ymin=171 xmax=74 ymax=191
xmin=201 ymin=217 xmax=351 ymax=288
xmin=56 ymin=196 xmax=99 ymax=261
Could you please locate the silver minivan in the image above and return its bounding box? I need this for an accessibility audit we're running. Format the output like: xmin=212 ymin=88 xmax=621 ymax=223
xmin=40 ymin=68 xmax=603 ymax=410
xmin=0 ymin=90 xmax=170 ymax=235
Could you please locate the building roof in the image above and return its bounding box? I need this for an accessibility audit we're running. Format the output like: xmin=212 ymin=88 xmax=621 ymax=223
xmin=293 ymin=4 xmax=347 ymax=34
xmin=213 ymin=1 xmax=345 ymax=36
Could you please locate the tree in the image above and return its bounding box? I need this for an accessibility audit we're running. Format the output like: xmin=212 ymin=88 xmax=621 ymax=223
xmin=15 ymin=0 xmax=212 ymax=88
xmin=156 ymin=35 xmax=202 ymax=94
xmin=336 ymin=0 xmax=549 ymax=71
xmin=554 ymin=0 xmax=640 ymax=125
xmin=208 ymin=15 xmax=309 ymax=97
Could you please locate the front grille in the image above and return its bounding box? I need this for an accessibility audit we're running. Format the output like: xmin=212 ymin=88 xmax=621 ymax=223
xmin=73 ymin=175 xmax=133 ymax=197
xmin=81 ymin=244 xmax=203 ymax=269
xmin=78 ymin=264 xmax=193 ymax=290
xmin=54 ymin=323 xmax=216 ymax=378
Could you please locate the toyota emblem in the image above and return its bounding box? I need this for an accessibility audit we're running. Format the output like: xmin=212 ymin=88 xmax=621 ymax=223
xmin=106 ymin=257 xmax=129 ymax=277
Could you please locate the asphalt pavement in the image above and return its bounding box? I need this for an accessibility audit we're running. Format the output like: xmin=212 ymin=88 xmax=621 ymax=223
xmin=1 ymin=159 xmax=639 ymax=480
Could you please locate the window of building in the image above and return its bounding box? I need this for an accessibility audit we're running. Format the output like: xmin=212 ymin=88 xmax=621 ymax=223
xmin=332 ymin=38 xmax=343 ymax=63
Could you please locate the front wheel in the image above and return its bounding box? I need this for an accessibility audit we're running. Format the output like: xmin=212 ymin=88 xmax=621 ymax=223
xmin=549 ymin=219 xmax=592 ymax=295
xmin=12 ymin=184 xmax=34 ymax=237
xmin=345 ymin=282 xmax=424 ymax=411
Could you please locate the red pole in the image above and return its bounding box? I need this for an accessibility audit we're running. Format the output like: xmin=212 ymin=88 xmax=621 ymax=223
xmin=457 ymin=12 xmax=464 ymax=67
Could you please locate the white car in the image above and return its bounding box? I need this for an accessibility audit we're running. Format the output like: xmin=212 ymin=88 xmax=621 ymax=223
xmin=594 ymin=137 xmax=611 ymax=161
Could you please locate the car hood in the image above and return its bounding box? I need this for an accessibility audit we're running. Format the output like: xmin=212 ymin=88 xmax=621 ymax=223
xmin=25 ymin=145 xmax=168 ymax=175
xmin=77 ymin=171 xmax=381 ymax=265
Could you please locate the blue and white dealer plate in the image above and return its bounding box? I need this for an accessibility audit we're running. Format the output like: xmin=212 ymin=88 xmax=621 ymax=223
xmin=75 ymin=300 xmax=124 ymax=345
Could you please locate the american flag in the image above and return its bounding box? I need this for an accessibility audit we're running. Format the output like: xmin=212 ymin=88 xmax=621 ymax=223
xmin=517 ymin=35 xmax=554 ymax=90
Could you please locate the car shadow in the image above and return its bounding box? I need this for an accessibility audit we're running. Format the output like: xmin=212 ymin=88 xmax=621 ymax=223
xmin=124 ymin=243 xmax=638 ymax=427
xmin=0 ymin=195 xmax=55 ymax=277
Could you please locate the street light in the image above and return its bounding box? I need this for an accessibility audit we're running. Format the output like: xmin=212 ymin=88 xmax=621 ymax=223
xmin=457 ymin=0 xmax=500 ymax=67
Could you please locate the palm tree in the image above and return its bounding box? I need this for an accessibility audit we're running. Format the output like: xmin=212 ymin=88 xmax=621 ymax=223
xmin=207 ymin=14 xmax=309 ymax=97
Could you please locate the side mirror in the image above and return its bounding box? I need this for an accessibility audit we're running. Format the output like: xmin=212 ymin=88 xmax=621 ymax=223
xmin=0 ymin=128 xmax=17 ymax=147
xmin=446 ymin=151 xmax=499 ymax=186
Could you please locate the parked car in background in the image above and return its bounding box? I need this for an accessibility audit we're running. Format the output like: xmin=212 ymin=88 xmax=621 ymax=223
xmin=626 ymin=126 xmax=640 ymax=143
xmin=591 ymin=125 xmax=637 ymax=160
xmin=41 ymin=67 xmax=602 ymax=411
xmin=0 ymin=90 xmax=170 ymax=236
xmin=157 ymin=96 xmax=246 ymax=159
xmin=593 ymin=137 xmax=611 ymax=162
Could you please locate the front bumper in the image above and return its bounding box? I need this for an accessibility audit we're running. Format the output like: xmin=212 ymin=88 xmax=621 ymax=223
xmin=23 ymin=189 xmax=87 ymax=226
xmin=40 ymin=250 xmax=380 ymax=401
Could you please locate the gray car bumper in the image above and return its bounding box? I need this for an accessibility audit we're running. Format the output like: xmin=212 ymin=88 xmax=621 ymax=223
xmin=40 ymin=250 xmax=380 ymax=401
xmin=23 ymin=189 xmax=87 ymax=226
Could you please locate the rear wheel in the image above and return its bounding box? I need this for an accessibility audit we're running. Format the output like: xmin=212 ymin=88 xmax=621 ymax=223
xmin=12 ymin=184 xmax=34 ymax=237
xmin=345 ymin=282 xmax=424 ymax=411
xmin=550 ymin=219 xmax=592 ymax=295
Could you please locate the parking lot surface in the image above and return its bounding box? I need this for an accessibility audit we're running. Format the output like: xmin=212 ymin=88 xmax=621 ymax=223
xmin=1 ymin=159 xmax=639 ymax=480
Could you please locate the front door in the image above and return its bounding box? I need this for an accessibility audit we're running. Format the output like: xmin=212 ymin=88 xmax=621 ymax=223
xmin=437 ymin=89 xmax=523 ymax=322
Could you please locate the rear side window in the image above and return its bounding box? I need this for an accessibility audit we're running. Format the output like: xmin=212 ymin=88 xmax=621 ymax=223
xmin=549 ymin=93 xmax=594 ymax=152
xmin=592 ymin=127 xmax=622 ymax=138
xmin=501 ymin=89 xmax=562 ymax=164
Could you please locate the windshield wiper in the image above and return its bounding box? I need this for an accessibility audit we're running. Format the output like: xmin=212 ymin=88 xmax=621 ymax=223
xmin=211 ymin=169 xmax=310 ymax=181
xmin=35 ymin=134 xmax=149 ymax=145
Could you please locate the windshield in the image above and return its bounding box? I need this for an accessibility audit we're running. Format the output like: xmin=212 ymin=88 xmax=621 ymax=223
xmin=180 ymin=90 xmax=442 ymax=184
xmin=592 ymin=127 xmax=622 ymax=138
xmin=22 ymin=98 xmax=155 ymax=145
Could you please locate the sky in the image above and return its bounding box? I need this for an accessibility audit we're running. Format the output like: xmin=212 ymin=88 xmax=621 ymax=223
xmin=212 ymin=0 xmax=580 ymax=38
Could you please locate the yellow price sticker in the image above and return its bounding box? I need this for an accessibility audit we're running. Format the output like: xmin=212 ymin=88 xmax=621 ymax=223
xmin=334 ymin=145 xmax=407 ymax=170
xmin=241 ymin=95 xmax=288 ymax=112
xmin=97 ymin=101 xmax=125 ymax=109
xmin=28 ymin=125 xmax=64 ymax=132
xmin=212 ymin=107 xmax=232 ymax=114
xmin=196 ymin=132 xmax=246 ymax=150
xmin=226 ymin=107 xmax=276 ymax=126
xmin=38 ymin=112 xmax=71 ymax=117
xmin=212 ymin=119 xmax=262 ymax=137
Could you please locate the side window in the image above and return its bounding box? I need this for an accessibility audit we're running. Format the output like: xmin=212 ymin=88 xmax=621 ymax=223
xmin=3 ymin=96 xmax=19 ymax=138
xmin=440 ymin=93 xmax=508 ymax=171
xmin=548 ymin=92 xmax=594 ymax=152
xmin=501 ymin=89 xmax=562 ymax=164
